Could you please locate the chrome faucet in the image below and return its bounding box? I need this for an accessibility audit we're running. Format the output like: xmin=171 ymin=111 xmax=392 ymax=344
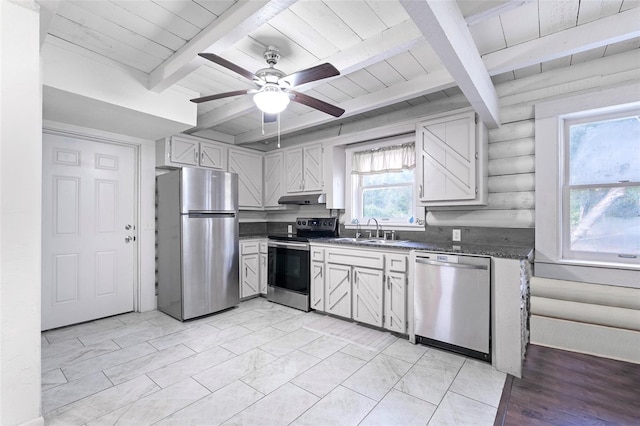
xmin=366 ymin=217 xmax=380 ymax=238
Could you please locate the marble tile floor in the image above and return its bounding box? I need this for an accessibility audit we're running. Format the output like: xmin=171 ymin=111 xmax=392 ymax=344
xmin=41 ymin=297 xmax=506 ymax=426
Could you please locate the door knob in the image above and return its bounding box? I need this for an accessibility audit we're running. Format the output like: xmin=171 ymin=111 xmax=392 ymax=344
xmin=125 ymin=236 xmax=135 ymax=243
xmin=125 ymin=224 xmax=132 ymax=230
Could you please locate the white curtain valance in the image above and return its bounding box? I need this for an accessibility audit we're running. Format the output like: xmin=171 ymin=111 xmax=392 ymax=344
xmin=351 ymin=142 xmax=415 ymax=174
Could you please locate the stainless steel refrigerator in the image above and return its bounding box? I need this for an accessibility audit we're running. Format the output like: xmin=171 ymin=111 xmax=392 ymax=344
xmin=157 ymin=167 xmax=239 ymax=320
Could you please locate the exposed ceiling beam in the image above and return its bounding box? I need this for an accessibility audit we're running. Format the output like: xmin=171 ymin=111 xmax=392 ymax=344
xmin=234 ymin=69 xmax=456 ymax=144
xmin=400 ymin=0 xmax=501 ymax=129
xmin=189 ymin=21 xmax=424 ymax=132
xmin=465 ymin=0 xmax=534 ymax=26
xmin=148 ymin=0 xmax=297 ymax=93
xmin=36 ymin=0 xmax=60 ymax=47
xmin=483 ymin=7 xmax=640 ymax=75
xmin=219 ymin=8 xmax=637 ymax=141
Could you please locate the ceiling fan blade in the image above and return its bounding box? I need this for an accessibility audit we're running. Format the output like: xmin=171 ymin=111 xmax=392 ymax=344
xmin=198 ymin=53 xmax=257 ymax=82
xmin=280 ymin=63 xmax=340 ymax=87
xmin=190 ymin=89 xmax=249 ymax=104
xmin=290 ymin=91 xmax=345 ymax=117
xmin=263 ymin=113 xmax=277 ymax=123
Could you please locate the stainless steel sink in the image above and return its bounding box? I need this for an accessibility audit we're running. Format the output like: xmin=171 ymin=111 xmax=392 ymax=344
xmin=360 ymin=239 xmax=409 ymax=244
xmin=333 ymin=237 xmax=365 ymax=243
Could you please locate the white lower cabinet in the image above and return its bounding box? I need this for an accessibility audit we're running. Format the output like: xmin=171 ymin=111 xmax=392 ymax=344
xmin=352 ymin=267 xmax=384 ymax=327
xmin=240 ymin=240 xmax=264 ymax=298
xmin=310 ymin=247 xmax=325 ymax=311
xmin=316 ymin=244 xmax=407 ymax=332
xmin=326 ymin=263 xmax=352 ymax=318
xmin=384 ymin=254 xmax=408 ymax=333
xmin=259 ymin=242 xmax=268 ymax=295
xmin=311 ymin=261 xmax=325 ymax=311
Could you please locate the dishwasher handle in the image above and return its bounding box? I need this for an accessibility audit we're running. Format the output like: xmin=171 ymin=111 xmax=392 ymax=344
xmin=415 ymin=258 xmax=488 ymax=270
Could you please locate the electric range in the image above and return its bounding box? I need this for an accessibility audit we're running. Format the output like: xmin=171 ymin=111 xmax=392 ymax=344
xmin=267 ymin=217 xmax=338 ymax=311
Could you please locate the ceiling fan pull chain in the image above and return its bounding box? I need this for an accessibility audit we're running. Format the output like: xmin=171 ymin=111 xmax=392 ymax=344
xmin=277 ymin=113 xmax=281 ymax=149
xmin=261 ymin=111 xmax=265 ymax=135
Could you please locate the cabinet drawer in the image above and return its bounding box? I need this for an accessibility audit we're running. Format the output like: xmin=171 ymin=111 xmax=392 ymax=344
xmin=326 ymin=247 xmax=384 ymax=269
xmin=241 ymin=241 xmax=260 ymax=255
xmin=311 ymin=247 xmax=325 ymax=262
xmin=259 ymin=242 xmax=268 ymax=253
xmin=386 ymin=254 xmax=407 ymax=272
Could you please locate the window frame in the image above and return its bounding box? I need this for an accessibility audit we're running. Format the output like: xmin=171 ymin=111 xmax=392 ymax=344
xmin=344 ymin=135 xmax=424 ymax=232
xmin=534 ymin=84 xmax=640 ymax=288
xmin=561 ymin=110 xmax=640 ymax=264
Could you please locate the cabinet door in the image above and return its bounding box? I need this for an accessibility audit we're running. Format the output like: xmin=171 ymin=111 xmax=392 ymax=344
xmin=241 ymin=254 xmax=259 ymax=298
xmin=285 ymin=148 xmax=303 ymax=193
xmin=352 ymin=267 xmax=384 ymax=327
xmin=417 ymin=111 xmax=476 ymax=202
xmin=170 ymin=136 xmax=198 ymax=166
xmin=385 ymin=271 xmax=406 ymax=333
xmin=310 ymin=261 xmax=325 ymax=311
xmin=303 ymin=145 xmax=323 ymax=192
xmin=326 ymin=263 xmax=351 ymax=318
xmin=228 ymin=149 xmax=263 ymax=208
xmin=259 ymin=253 xmax=267 ymax=295
xmin=264 ymin=152 xmax=284 ymax=207
xmin=199 ymin=142 xmax=225 ymax=169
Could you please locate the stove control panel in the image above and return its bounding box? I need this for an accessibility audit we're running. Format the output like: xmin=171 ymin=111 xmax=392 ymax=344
xmin=296 ymin=217 xmax=338 ymax=235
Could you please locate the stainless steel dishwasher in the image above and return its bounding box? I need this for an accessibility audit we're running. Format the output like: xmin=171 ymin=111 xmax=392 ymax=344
xmin=413 ymin=252 xmax=491 ymax=362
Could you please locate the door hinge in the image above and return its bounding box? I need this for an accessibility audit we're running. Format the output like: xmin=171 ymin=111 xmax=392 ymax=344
xmin=475 ymin=151 xmax=478 ymax=159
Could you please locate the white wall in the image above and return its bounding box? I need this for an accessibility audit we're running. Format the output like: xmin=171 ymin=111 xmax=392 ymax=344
xmin=0 ymin=1 xmax=44 ymax=425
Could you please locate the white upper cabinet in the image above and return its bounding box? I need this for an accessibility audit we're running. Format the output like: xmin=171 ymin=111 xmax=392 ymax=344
xmin=303 ymin=144 xmax=323 ymax=192
xmin=416 ymin=110 xmax=488 ymax=206
xmin=156 ymin=135 xmax=226 ymax=170
xmin=263 ymin=151 xmax=284 ymax=208
xmin=228 ymin=148 xmax=263 ymax=209
xmin=285 ymin=144 xmax=323 ymax=194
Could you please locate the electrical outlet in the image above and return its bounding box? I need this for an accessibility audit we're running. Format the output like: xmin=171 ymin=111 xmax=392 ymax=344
xmin=452 ymin=229 xmax=461 ymax=242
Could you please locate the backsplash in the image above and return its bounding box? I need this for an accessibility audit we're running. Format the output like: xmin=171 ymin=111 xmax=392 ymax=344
xmin=338 ymin=224 xmax=534 ymax=247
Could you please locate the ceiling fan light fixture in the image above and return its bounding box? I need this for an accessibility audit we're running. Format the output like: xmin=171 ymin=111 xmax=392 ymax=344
xmin=253 ymin=84 xmax=289 ymax=114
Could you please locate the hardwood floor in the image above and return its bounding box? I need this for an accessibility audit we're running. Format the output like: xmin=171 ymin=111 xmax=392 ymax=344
xmin=495 ymin=344 xmax=640 ymax=425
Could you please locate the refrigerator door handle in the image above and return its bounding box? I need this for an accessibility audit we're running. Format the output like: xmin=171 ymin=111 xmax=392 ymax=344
xmin=187 ymin=212 xmax=236 ymax=218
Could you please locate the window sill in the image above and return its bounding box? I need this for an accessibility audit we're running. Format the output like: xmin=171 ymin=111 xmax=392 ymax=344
xmin=535 ymin=259 xmax=640 ymax=289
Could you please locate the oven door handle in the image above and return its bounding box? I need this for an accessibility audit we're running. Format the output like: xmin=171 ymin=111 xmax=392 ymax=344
xmin=268 ymin=241 xmax=309 ymax=251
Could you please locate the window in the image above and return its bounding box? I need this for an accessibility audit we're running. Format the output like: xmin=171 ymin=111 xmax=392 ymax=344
xmin=347 ymin=137 xmax=422 ymax=228
xmin=563 ymin=111 xmax=640 ymax=263
xmin=535 ymin=84 xmax=640 ymax=286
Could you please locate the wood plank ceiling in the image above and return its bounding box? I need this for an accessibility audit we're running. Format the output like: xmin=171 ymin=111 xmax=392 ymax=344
xmin=43 ymin=0 xmax=640 ymax=148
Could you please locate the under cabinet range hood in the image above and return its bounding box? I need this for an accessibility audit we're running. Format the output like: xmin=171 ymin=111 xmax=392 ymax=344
xmin=278 ymin=193 xmax=326 ymax=205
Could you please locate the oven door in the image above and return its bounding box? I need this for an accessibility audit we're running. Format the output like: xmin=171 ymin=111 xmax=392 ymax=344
xmin=268 ymin=240 xmax=310 ymax=294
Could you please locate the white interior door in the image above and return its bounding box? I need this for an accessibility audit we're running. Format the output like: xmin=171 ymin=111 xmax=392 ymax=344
xmin=42 ymin=133 xmax=136 ymax=330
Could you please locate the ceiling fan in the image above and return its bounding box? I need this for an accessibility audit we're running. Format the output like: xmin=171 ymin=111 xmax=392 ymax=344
xmin=190 ymin=46 xmax=345 ymax=122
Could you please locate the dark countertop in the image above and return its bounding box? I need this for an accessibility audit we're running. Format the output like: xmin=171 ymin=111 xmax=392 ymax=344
xmin=239 ymin=235 xmax=269 ymax=240
xmin=311 ymin=238 xmax=533 ymax=260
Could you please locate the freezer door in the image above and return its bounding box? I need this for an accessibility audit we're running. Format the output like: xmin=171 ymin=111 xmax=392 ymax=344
xmin=181 ymin=167 xmax=238 ymax=213
xmin=181 ymin=213 xmax=239 ymax=319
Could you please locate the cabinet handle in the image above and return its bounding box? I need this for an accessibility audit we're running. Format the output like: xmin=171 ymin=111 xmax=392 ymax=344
xmin=195 ymin=150 xmax=198 ymax=163
xmin=387 ymin=276 xmax=391 ymax=290
xmin=418 ymin=184 xmax=423 ymax=198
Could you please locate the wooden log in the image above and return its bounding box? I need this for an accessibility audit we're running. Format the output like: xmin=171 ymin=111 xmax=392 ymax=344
xmin=499 ymin=103 xmax=535 ymax=124
xmin=488 ymin=173 xmax=535 ymax=192
xmin=426 ymin=209 xmax=534 ymax=227
xmin=489 ymin=120 xmax=534 ymax=143
xmin=531 ymin=296 xmax=640 ymax=332
xmin=489 ymin=155 xmax=535 ymax=175
xmin=489 ymin=138 xmax=535 ymax=159
xmin=487 ymin=191 xmax=535 ymax=210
